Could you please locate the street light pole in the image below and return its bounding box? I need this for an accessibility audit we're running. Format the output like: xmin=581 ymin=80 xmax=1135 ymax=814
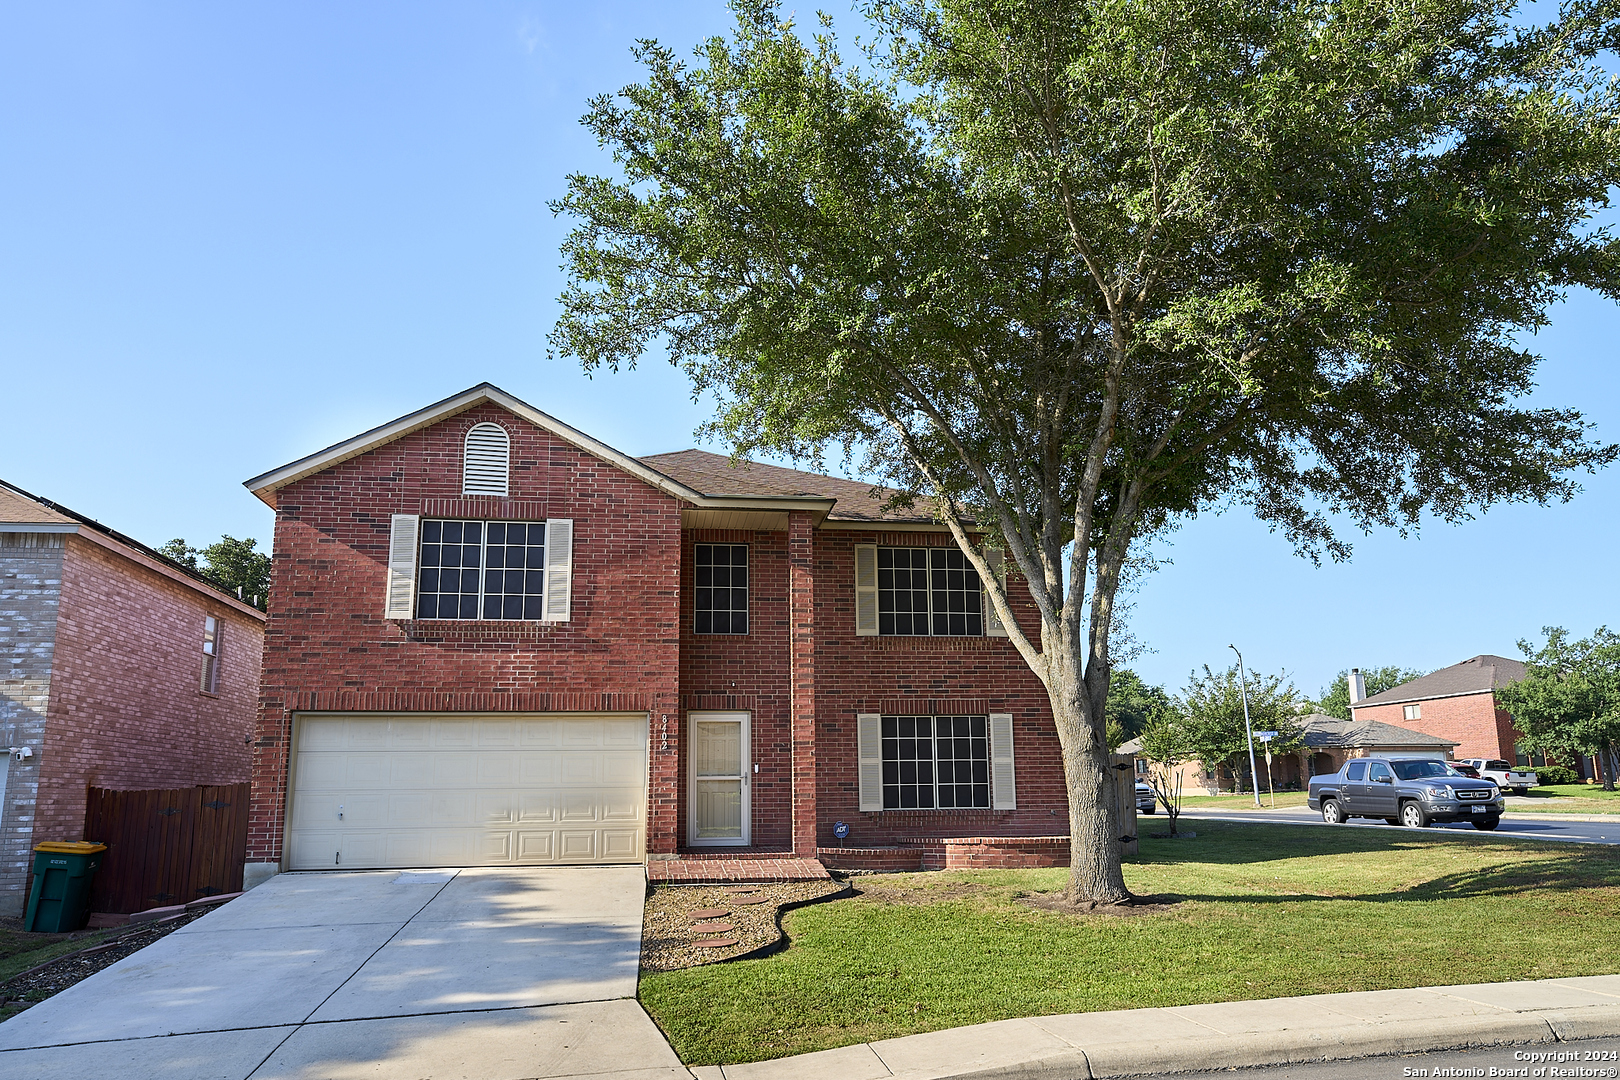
xmin=1230 ymin=644 xmax=1262 ymax=809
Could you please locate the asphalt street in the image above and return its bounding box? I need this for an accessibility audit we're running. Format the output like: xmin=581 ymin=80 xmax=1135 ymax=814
xmin=1173 ymin=806 xmax=1620 ymax=845
xmin=1166 ymin=1035 xmax=1620 ymax=1080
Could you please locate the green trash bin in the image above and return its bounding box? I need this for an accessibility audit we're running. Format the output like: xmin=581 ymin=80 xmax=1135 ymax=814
xmin=24 ymin=842 xmax=108 ymax=933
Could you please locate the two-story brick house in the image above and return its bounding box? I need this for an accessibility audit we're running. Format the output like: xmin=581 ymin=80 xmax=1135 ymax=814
xmin=243 ymin=384 xmax=1071 ymax=885
xmin=1350 ymin=656 xmax=1526 ymax=764
xmin=0 ymin=480 xmax=265 ymax=915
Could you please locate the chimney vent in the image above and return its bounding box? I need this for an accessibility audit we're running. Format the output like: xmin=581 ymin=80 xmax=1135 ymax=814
xmin=1348 ymin=668 xmax=1366 ymax=706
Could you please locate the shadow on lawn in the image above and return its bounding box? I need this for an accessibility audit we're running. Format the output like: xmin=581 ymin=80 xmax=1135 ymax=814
xmin=1133 ymin=822 xmax=1620 ymax=905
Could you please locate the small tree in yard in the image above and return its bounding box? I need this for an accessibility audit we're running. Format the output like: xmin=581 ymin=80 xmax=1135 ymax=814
xmin=1497 ymin=627 xmax=1620 ymax=792
xmin=1177 ymin=665 xmax=1304 ymax=795
xmin=1137 ymin=711 xmax=1190 ymax=836
xmin=553 ymin=0 xmax=1620 ymax=902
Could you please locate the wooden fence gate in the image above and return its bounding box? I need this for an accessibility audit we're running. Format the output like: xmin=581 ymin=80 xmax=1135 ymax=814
xmin=83 ymin=784 xmax=249 ymax=914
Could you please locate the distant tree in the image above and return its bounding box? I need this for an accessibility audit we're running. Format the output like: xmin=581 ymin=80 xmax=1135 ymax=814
xmin=1314 ymin=666 xmax=1427 ymax=720
xmin=1177 ymin=664 xmax=1303 ymax=793
xmin=1106 ymin=670 xmax=1172 ymax=744
xmin=1497 ymin=627 xmax=1620 ymax=792
xmin=159 ymin=535 xmax=270 ymax=612
xmin=158 ymin=538 xmax=200 ymax=570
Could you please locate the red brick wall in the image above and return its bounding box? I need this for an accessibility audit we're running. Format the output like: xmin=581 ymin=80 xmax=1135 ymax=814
xmin=809 ymin=529 xmax=1067 ymax=848
xmin=250 ymin=401 xmax=683 ymax=864
xmin=37 ymin=536 xmax=263 ymax=844
xmin=1353 ymin=692 xmax=1517 ymax=761
xmin=677 ymin=527 xmax=792 ymax=850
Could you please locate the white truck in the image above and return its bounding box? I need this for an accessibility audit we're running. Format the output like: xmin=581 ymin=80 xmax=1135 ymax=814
xmin=1457 ymin=758 xmax=1539 ymax=795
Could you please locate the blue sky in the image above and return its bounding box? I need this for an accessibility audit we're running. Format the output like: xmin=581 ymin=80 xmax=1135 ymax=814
xmin=3 ymin=2 xmax=1616 ymax=702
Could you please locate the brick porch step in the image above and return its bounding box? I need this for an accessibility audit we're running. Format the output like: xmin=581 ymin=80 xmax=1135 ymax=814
xmin=647 ymin=853 xmax=831 ymax=885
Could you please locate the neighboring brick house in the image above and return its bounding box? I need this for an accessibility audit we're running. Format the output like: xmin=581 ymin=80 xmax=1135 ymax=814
xmin=1132 ymin=713 xmax=1456 ymax=796
xmin=0 ymin=481 xmax=266 ymax=916
xmin=1349 ymin=656 xmax=1527 ymax=765
xmin=243 ymin=383 xmax=1077 ymax=885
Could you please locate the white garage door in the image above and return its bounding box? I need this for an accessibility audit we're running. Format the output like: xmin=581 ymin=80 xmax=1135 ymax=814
xmin=286 ymin=713 xmax=647 ymax=870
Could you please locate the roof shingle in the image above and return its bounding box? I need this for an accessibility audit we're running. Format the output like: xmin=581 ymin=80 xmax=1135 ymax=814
xmin=1354 ymin=655 xmax=1526 ymax=709
xmin=640 ymin=450 xmax=942 ymax=523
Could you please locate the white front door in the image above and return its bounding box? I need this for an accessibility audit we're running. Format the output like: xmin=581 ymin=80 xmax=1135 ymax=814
xmin=688 ymin=711 xmax=749 ymax=846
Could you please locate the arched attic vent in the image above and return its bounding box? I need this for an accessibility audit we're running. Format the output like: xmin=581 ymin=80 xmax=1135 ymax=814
xmin=463 ymin=422 xmax=510 ymax=496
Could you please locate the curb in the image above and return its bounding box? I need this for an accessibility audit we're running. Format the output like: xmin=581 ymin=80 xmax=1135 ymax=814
xmin=694 ymin=981 xmax=1620 ymax=1080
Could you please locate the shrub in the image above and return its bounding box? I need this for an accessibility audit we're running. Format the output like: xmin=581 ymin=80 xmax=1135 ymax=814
xmin=1535 ymin=766 xmax=1580 ymax=787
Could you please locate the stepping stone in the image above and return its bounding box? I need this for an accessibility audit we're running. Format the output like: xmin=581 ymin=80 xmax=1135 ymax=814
xmin=689 ymin=908 xmax=730 ymax=919
xmin=732 ymin=896 xmax=771 ymax=905
xmin=692 ymin=938 xmax=739 ymax=948
xmin=693 ymin=921 xmax=735 ymax=933
xmin=725 ymin=887 xmax=759 ymax=894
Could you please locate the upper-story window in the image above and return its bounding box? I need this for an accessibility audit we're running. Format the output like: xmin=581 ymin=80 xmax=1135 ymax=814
xmin=694 ymin=543 xmax=748 ymax=634
xmin=1404 ymin=703 xmax=1422 ymax=721
xmin=384 ymin=514 xmax=574 ymax=622
xmin=463 ymin=423 xmax=510 ymax=496
xmin=200 ymin=615 xmax=222 ymax=693
xmin=417 ymin=519 xmax=546 ymax=619
xmin=854 ymin=546 xmax=984 ymax=636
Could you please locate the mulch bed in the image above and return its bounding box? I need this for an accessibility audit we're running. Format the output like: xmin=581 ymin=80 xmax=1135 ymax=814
xmin=0 ymin=909 xmax=209 ymax=1017
xmin=642 ymin=879 xmax=848 ymax=972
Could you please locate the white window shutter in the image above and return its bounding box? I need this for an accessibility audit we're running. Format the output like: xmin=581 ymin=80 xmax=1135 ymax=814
xmin=543 ymin=518 xmax=573 ymax=621
xmin=384 ymin=514 xmax=420 ymax=620
xmin=990 ymin=712 xmax=1016 ymax=809
xmin=858 ymin=712 xmax=883 ymax=811
xmin=463 ymin=423 xmax=510 ymax=496
xmin=983 ymin=549 xmax=1008 ymax=638
xmin=854 ymin=545 xmax=878 ymax=636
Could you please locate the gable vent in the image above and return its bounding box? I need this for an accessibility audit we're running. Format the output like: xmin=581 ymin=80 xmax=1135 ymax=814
xmin=463 ymin=423 xmax=510 ymax=496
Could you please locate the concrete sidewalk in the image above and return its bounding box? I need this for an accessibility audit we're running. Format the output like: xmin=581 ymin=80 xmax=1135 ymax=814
xmin=692 ymin=976 xmax=1620 ymax=1080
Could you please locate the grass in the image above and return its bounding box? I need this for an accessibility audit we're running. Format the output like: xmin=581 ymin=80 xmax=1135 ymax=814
xmin=639 ymin=822 xmax=1620 ymax=1066
xmin=1175 ymin=791 xmax=1309 ymax=808
xmin=0 ymin=920 xmax=118 ymax=987
xmin=1508 ymin=784 xmax=1620 ymax=814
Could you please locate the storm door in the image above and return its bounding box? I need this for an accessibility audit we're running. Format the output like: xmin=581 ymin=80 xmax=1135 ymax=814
xmin=688 ymin=712 xmax=750 ymax=846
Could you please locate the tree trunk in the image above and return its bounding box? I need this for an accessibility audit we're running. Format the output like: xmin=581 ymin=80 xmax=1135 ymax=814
xmin=1048 ymin=650 xmax=1130 ymax=905
xmin=1604 ymin=743 xmax=1618 ymax=793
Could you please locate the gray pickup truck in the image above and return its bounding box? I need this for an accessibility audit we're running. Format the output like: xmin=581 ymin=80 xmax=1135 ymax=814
xmin=1308 ymin=757 xmax=1503 ymax=830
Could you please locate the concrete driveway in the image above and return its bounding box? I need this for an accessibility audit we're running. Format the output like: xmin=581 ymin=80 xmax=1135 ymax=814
xmin=0 ymin=866 xmax=688 ymax=1080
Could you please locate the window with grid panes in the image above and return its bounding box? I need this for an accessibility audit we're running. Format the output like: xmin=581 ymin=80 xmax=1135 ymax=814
xmin=416 ymin=519 xmax=547 ymax=620
xmin=880 ymin=714 xmax=990 ymax=809
xmin=877 ymin=548 xmax=983 ymax=636
xmin=694 ymin=543 xmax=748 ymax=634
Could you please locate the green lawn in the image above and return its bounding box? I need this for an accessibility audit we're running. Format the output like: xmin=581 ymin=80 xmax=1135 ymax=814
xmin=1508 ymin=784 xmax=1620 ymax=814
xmin=0 ymin=921 xmax=117 ymax=984
xmin=1174 ymin=791 xmax=1309 ymax=808
xmin=640 ymin=822 xmax=1620 ymax=1066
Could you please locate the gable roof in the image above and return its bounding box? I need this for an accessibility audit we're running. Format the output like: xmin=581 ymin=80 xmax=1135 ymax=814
xmin=1353 ymin=655 xmax=1527 ymax=710
xmin=0 ymin=479 xmax=265 ymax=619
xmin=1299 ymin=712 xmax=1458 ymax=750
xmin=245 ymin=383 xmax=947 ymax=527
xmin=641 ymin=450 xmax=939 ymax=524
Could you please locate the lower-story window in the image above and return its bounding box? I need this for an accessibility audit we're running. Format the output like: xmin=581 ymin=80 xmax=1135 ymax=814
xmin=881 ymin=714 xmax=990 ymax=809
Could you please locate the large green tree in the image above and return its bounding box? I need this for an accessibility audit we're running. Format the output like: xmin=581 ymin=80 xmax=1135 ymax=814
xmin=1315 ymin=666 xmax=1428 ymax=720
xmin=1497 ymin=627 xmax=1620 ymax=791
xmin=553 ymin=0 xmax=1620 ymax=902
